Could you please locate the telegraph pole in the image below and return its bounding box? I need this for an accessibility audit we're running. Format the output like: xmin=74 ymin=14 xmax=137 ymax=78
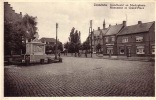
xmin=55 ymin=23 xmax=58 ymax=59
xmin=90 ymin=20 xmax=93 ymax=58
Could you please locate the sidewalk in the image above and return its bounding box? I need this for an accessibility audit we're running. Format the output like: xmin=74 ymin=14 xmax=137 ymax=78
xmin=61 ymin=53 xmax=155 ymax=62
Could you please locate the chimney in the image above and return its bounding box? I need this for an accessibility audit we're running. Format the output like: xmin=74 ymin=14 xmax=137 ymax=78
xmin=138 ymin=21 xmax=142 ymax=24
xmin=98 ymin=27 xmax=100 ymax=30
xmin=103 ymin=19 xmax=105 ymax=29
xmin=123 ymin=21 xmax=126 ymax=27
xmin=20 ymin=12 xmax=22 ymax=15
xmin=92 ymin=29 xmax=94 ymax=34
xmin=26 ymin=39 xmax=28 ymax=43
xmin=79 ymin=31 xmax=81 ymax=37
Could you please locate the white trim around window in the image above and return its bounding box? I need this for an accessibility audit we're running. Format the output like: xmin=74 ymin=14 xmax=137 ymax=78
xmin=136 ymin=46 xmax=145 ymax=54
xmin=122 ymin=37 xmax=128 ymax=43
xmin=136 ymin=36 xmax=143 ymax=42
xmin=152 ymin=45 xmax=155 ymax=54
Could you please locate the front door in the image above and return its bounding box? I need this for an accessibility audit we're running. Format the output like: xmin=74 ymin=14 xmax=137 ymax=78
xmin=107 ymin=48 xmax=113 ymax=55
xmin=127 ymin=47 xmax=131 ymax=57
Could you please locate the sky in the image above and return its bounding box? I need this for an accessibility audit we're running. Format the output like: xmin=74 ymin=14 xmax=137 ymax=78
xmin=8 ymin=1 xmax=155 ymax=43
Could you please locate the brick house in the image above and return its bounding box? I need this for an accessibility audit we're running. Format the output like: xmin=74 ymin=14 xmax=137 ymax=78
xmin=4 ymin=2 xmax=22 ymax=24
xmin=92 ymin=27 xmax=102 ymax=52
xmin=117 ymin=21 xmax=155 ymax=57
xmin=40 ymin=37 xmax=56 ymax=54
xmin=4 ymin=2 xmax=23 ymax=55
xmin=40 ymin=37 xmax=56 ymax=46
xmin=91 ymin=20 xmax=108 ymax=53
xmin=103 ymin=21 xmax=125 ymax=56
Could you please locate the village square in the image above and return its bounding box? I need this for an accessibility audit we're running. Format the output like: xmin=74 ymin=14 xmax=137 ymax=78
xmin=4 ymin=2 xmax=155 ymax=97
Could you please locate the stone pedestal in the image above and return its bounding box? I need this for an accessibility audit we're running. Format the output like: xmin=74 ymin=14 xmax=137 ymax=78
xmin=26 ymin=39 xmax=46 ymax=55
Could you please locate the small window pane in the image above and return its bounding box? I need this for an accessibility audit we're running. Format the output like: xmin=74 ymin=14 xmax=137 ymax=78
xmin=136 ymin=36 xmax=143 ymax=42
xmin=136 ymin=46 xmax=145 ymax=54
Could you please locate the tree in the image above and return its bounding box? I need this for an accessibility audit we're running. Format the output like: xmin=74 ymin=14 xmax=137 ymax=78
xmin=4 ymin=18 xmax=25 ymax=55
xmin=96 ymin=43 xmax=101 ymax=53
xmin=22 ymin=14 xmax=38 ymax=41
xmin=68 ymin=27 xmax=81 ymax=54
xmin=53 ymin=42 xmax=63 ymax=53
xmin=58 ymin=42 xmax=63 ymax=51
xmin=4 ymin=14 xmax=38 ymax=55
xmin=45 ymin=45 xmax=53 ymax=54
xmin=64 ymin=42 xmax=69 ymax=50
xmin=4 ymin=21 xmax=14 ymax=55
xmin=82 ymin=42 xmax=90 ymax=50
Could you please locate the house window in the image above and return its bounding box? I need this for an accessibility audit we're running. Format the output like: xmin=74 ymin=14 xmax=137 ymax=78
xmin=122 ymin=37 xmax=128 ymax=43
xmin=94 ymin=36 xmax=96 ymax=39
xmin=49 ymin=42 xmax=54 ymax=44
xmin=105 ymin=37 xmax=109 ymax=43
xmin=136 ymin=46 xmax=145 ymax=54
xmin=111 ymin=36 xmax=115 ymax=42
xmin=136 ymin=36 xmax=143 ymax=42
xmin=152 ymin=46 xmax=155 ymax=54
xmin=97 ymin=36 xmax=100 ymax=39
xmin=107 ymin=48 xmax=113 ymax=54
xmin=119 ymin=47 xmax=124 ymax=54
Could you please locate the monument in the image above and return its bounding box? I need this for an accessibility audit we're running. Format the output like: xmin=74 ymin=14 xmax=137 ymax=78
xmin=24 ymin=33 xmax=47 ymax=64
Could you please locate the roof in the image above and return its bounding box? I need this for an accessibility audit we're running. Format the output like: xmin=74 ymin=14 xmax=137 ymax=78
xmin=101 ymin=28 xmax=108 ymax=35
xmin=118 ymin=21 xmax=154 ymax=35
xmin=93 ymin=28 xmax=108 ymax=36
xmin=105 ymin=24 xmax=123 ymax=35
xmin=40 ymin=37 xmax=56 ymax=43
xmin=93 ymin=30 xmax=101 ymax=36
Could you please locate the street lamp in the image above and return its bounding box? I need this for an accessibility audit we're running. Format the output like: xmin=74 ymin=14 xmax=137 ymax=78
xmin=55 ymin=23 xmax=58 ymax=59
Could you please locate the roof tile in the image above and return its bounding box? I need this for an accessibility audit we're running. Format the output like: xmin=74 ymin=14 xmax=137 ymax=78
xmin=40 ymin=37 xmax=56 ymax=43
xmin=105 ymin=24 xmax=123 ymax=35
xmin=118 ymin=22 xmax=154 ymax=35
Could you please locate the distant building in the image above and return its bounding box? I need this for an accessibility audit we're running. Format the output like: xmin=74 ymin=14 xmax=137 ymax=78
xmin=40 ymin=37 xmax=56 ymax=46
xmin=91 ymin=20 xmax=108 ymax=52
xmin=40 ymin=37 xmax=62 ymax=54
xmin=4 ymin=2 xmax=23 ymax=55
xmin=103 ymin=21 xmax=125 ymax=55
xmin=4 ymin=2 xmax=22 ymax=24
xmin=86 ymin=20 xmax=155 ymax=58
xmin=92 ymin=27 xmax=102 ymax=52
xmin=117 ymin=21 xmax=155 ymax=57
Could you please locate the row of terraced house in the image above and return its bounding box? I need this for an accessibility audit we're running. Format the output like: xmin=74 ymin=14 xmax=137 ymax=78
xmin=88 ymin=20 xmax=155 ymax=57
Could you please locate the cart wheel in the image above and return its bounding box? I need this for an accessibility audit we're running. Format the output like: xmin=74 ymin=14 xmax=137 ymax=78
xmin=48 ymin=59 xmax=52 ymax=64
xmin=40 ymin=59 xmax=44 ymax=64
xmin=59 ymin=58 xmax=62 ymax=62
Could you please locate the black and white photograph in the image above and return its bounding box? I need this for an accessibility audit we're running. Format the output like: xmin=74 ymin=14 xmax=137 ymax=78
xmin=2 ymin=0 xmax=155 ymax=99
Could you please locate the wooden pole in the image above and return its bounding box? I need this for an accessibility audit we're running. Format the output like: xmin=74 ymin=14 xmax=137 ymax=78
xmin=90 ymin=20 xmax=93 ymax=58
xmin=55 ymin=23 xmax=58 ymax=59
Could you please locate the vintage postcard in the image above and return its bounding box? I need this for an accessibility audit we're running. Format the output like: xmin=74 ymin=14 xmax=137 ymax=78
xmin=1 ymin=0 xmax=155 ymax=100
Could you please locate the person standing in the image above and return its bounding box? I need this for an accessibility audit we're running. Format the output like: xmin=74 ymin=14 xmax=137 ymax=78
xmin=85 ymin=50 xmax=87 ymax=58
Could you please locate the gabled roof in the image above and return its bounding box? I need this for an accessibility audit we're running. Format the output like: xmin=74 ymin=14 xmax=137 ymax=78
xmin=40 ymin=37 xmax=56 ymax=43
xmin=118 ymin=21 xmax=154 ymax=35
xmin=105 ymin=24 xmax=123 ymax=36
xmin=93 ymin=30 xmax=101 ymax=36
xmin=101 ymin=28 xmax=108 ymax=35
xmin=93 ymin=28 xmax=108 ymax=36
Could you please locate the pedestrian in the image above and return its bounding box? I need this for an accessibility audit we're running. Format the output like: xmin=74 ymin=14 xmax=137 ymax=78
xmin=58 ymin=50 xmax=61 ymax=58
xmin=109 ymin=51 xmax=112 ymax=58
xmin=85 ymin=50 xmax=87 ymax=58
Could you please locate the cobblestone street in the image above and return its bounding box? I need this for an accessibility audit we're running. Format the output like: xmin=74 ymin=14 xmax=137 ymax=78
xmin=4 ymin=57 xmax=155 ymax=97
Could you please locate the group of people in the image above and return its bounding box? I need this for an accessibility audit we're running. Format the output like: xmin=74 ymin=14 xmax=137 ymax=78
xmin=61 ymin=50 xmax=89 ymax=58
